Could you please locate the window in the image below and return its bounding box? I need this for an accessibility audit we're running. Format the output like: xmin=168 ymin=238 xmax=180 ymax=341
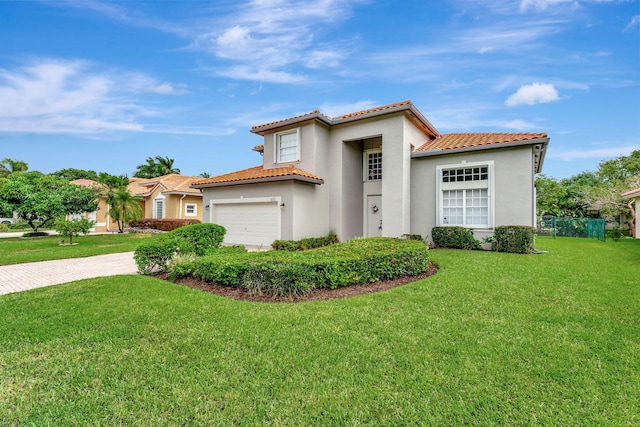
xmin=185 ymin=203 xmax=197 ymax=216
xmin=437 ymin=161 xmax=493 ymax=228
xmin=364 ymin=150 xmax=382 ymax=181
xmin=275 ymin=129 xmax=300 ymax=163
xmin=154 ymin=198 xmax=164 ymax=219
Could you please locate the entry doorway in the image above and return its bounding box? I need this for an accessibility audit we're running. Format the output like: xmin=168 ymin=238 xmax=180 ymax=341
xmin=366 ymin=195 xmax=382 ymax=237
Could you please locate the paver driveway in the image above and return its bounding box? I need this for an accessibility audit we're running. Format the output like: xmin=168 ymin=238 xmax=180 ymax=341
xmin=0 ymin=252 xmax=137 ymax=295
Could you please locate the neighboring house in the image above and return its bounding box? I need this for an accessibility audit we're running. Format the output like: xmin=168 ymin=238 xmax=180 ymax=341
xmin=621 ymin=188 xmax=639 ymax=238
xmin=128 ymin=174 xmax=203 ymax=222
xmin=69 ymin=179 xmax=110 ymax=232
xmin=191 ymin=100 xmax=549 ymax=247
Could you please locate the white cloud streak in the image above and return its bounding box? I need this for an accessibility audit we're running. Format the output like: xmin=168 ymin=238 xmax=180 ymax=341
xmin=505 ymin=82 xmax=560 ymax=106
xmin=548 ymin=145 xmax=640 ymax=161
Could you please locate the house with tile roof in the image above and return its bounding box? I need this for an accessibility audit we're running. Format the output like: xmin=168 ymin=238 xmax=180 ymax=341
xmin=71 ymin=174 xmax=204 ymax=232
xmin=128 ymin=174 xmax=203 ymax=222
xmin=621 ymin=188 xmax=639 ymax=238
xmin=191 ymin=101 xmax=549 ymax=247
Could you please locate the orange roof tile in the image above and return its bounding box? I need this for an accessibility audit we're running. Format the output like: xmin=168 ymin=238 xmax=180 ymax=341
xmin=251 ymin=110 xmax=324 ymax=132
xmin=128 ymin=174 xmax=202 ymax=196
xmin=335 ymin=100 xmax=412 ymax=119
xmin=70 ymin=178 xmax=100 ymax=188
xmin=415 ymin=132 xmax=547 ymax=152
xmin=191 ymin=165 xmax=324 ymax=187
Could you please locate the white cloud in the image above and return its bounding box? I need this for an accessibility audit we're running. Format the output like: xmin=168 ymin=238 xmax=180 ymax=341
xmin=0 ymin=59 xmax=207 ymax=135
xmin=505 ymin=82 xmax=560 ymax=106
xmin=216 ymin=66 xmax=307 ymax=84
xmin=548 ymin=145 xmax=640 ymax=161
xmin=624 ymin=15 xmax=640 ymax=31
xmin=520 ymin=0 xmax=573 ymax=11
xmin=317 ymin=100 xmax=378 ymax=117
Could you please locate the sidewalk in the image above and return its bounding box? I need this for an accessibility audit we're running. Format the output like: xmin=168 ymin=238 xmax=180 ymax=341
xmin=0 ymin=252 xmax=137 ymax=296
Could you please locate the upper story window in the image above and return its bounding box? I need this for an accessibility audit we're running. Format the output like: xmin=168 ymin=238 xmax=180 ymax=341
xmin=442 ymin=166 xmax=488 ymax=183
xmin=275 ymin=129 xmax=300 ymax=163
xmin=365 ymin=150 xmax=382 ymax=181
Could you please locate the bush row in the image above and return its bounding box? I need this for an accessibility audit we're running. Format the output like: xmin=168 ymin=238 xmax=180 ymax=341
xmin=134 ymin=223 xmax=226 ymax=274
xmin=130 ymin=218 xmax=201 ymax=232
xmin=271 ymin=232 xmax=339 ymax=251
xmin=175 ymin=237 xmax=429 ymax=298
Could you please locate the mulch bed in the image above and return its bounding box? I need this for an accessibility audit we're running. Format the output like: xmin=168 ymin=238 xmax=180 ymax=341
xmin=158 ymin=262 xmax=439 ymax=303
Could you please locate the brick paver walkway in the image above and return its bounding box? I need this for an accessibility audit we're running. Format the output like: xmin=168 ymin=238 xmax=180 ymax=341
xmin=0 ymin=252 xmax=137 ymax=296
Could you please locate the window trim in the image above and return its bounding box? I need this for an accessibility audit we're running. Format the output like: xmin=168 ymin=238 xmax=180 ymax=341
xmin=363 ymin=149 xmax=382 ymax=182
xmin=436 ymin=161 xmax=494 ymax=229
xmin=153 ymin=196 xmax=165 ymax=219
xmin=274 ymin=128 xmax=300 ymax=164
xmin=185 ymin=203 xmax=197 ymax=217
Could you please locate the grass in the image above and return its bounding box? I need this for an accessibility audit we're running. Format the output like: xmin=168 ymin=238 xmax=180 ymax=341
xmin=0 ymin=233 xmax=152 ymax=265
xmin=0 ymin=236 xmax=638 ymax=425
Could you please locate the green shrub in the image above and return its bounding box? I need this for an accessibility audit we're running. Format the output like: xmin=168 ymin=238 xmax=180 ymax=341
xmin=402 ymin=234 xmax=423 ymax=241
xmin=493 ymin=226 xmax=536 ymax=254
xmin=54 ymin=217 xmax=95 ymax=244
xmin=606 ymin=226 xmax=627 ymax=241
xmin=130 ymin=218 xmax=201 ymax=232
xmin=431 ymin=226 xmax=481 ymax=250
xmin=271 ymin=232 xmax=339 ymax=251
xmin=22 ymin=231 xmax=50 ymax=238
xmin=0 ymin=223 xmax=8 ymax=232
xmin=189 ymin=237 xmax=429 ymax=297
xmin=134 ymin=223 xmax=227 ymax=274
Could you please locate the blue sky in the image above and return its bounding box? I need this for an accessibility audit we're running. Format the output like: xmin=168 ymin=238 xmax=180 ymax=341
xmin=0 ymin=0 xmax=638 ymax=180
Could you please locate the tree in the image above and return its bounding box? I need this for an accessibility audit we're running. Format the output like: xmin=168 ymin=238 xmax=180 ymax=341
xmin=199 ymin=172 xmax=211 ymax=178
xmin=0 ymin=172 xmax=99 ymax=232
xmin=51 ymin=168 xmax=99 ymax=181
xmin=107 ymin=188 xmax=143 ymax=233
xmin=54 ymin=217 xmax=95 ymax=244
xmin=133 ymin=156 xmax=180 ymax=178
xmin=97 ymin=172 xmax=129 ymax=190
xmin=0 ymin=158 xmax=28 ymax=177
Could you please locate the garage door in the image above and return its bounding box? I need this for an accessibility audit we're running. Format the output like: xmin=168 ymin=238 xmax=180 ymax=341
xmin=213 ymin=201 xmax=279 ymax=247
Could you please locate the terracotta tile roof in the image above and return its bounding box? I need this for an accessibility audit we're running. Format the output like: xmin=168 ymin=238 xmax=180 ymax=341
xmin=622 ymin=188 xmax=640 ymax=198
xmin=415 ymin=132 xmax=548 ymax=152
xmin=70 ymin=179 xmax=100 ymax=188
xmin=191 ymin=165 xmax=324 ymax=187
xmin=128 ymin=174 xmax=202 ymax=196
xmin=335 ymin=100 xmax=412 ymax=119
xmin=251 ymin=110 xmax=323 ymax=132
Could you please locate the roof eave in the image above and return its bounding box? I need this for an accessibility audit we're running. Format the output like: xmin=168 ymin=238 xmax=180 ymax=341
xmin=191 ymin=175 xmax=324 ymax=188
xmin=411 ymin=137 xmax=550 ymax=173
xmin=622 ymin=189 xmax=640 ymax=199
xmin=250 ymin=112 xmax=332 ymax=135
xmin=161 ymin=191 xmax=203 ymax=196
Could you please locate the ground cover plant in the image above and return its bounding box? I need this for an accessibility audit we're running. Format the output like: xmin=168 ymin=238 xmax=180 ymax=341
xmin=0 ymin=237 xmax=638 ymax=425
xmin=0 ymin=233 xmax=152 ymax=266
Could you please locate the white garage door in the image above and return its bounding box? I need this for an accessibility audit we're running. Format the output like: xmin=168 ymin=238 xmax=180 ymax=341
xmin=213 ymin=201 xmax=279 ymax=247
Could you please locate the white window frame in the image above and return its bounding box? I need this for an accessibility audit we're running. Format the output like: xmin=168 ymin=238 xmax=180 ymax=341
xmin=436 ymin=161 xmax=494 ymax=229
xmin=274 ymin=128 xmax=300 ymax=164
xmin=185 ymin=203 xmax=197 ymax=217
xmin=153 ymin=196 xmax=165 ymax=219
xmin=363 ymin=149 xmax=382 ymax=181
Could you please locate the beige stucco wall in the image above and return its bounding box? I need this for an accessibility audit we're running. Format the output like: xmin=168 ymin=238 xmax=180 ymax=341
xmin=410 ymin=145 xmax=536 ymax=242
xmin=632 ymin=197 xmax=639 ymax=238
xmin=143 ymin=187 xmax=202 ymax=221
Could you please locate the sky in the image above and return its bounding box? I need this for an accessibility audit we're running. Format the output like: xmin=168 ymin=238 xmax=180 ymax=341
xmin=0 ymin=0 xmax=638 ymax=180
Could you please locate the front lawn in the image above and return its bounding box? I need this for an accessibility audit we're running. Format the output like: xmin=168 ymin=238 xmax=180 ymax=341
xmin=0 ymin=233 xmax=152 ymax=265
xmin=0 ymin=237 xmax=638 ymax=425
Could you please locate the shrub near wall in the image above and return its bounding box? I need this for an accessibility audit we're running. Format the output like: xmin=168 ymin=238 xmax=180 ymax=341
xmin=130 ymin=218 xmax=201 ymax=232
xmin=431 ymin=226 xmax=481 ymax=250
xmin=134 ymin=223 xmax=226 ymax=274
xmin=493 ymin=226 xmax=535 ymax=254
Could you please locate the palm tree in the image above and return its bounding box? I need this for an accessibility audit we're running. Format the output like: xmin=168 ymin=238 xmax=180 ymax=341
xmin=0 ymin=158 xmax=28 ymax=177
xmin=133 ymin=156 xmax=180 ymax=178
xmin=107 ymin=188 xmax=143 ymax=233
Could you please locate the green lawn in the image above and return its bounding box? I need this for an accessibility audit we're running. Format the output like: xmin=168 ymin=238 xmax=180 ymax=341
xmin=1 ymin=237 xmax=638 ymax=425
xmin=0 ymin=233 xmax=152 ymax=266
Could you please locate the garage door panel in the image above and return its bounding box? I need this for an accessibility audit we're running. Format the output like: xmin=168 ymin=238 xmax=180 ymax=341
xmin=213 ymin=202 xmax=279 ymax=246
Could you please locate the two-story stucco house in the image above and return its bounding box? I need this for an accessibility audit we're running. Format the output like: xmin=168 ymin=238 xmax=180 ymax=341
xmin=191 ymin=101 xmax=549 ymax=247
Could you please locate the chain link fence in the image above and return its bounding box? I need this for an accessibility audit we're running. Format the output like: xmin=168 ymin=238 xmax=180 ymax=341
xmin=537 ymin=216 xmax=606 ymax=241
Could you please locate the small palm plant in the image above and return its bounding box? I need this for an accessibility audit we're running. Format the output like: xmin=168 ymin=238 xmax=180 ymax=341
xmin=107 ymin=188 xmax=143 ymax=233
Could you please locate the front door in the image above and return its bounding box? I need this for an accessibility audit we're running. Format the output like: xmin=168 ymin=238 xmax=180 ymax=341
xmin=366 ymin=195 xmax=382 ymax=237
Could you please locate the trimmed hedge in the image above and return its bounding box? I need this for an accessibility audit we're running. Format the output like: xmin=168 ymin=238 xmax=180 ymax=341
xmin=134 ymin=223 xmax=226 ymax=274
xmin=271 ymin=232 xmax=339 ymax=251
xmin=431 ymin=226 xmax=481 ymax=250
xmin=493 ymin=226 xmax=535 ymax=254
xmin=130 ymin=218 xmax=201 ymax=232
xmin=183 ymin=237 xmax=429 ymax=298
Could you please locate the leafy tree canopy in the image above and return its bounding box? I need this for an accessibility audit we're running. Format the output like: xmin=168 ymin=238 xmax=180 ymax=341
xmin=0 ymin=158 xmax=28 ymax=177
xmin=133 ymin=155 xmax=180 ymax=179
xmin=50 ymin=168 xmax=99 ymax=182
xmin=0 ymin=172 xmax=99 ymax=232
